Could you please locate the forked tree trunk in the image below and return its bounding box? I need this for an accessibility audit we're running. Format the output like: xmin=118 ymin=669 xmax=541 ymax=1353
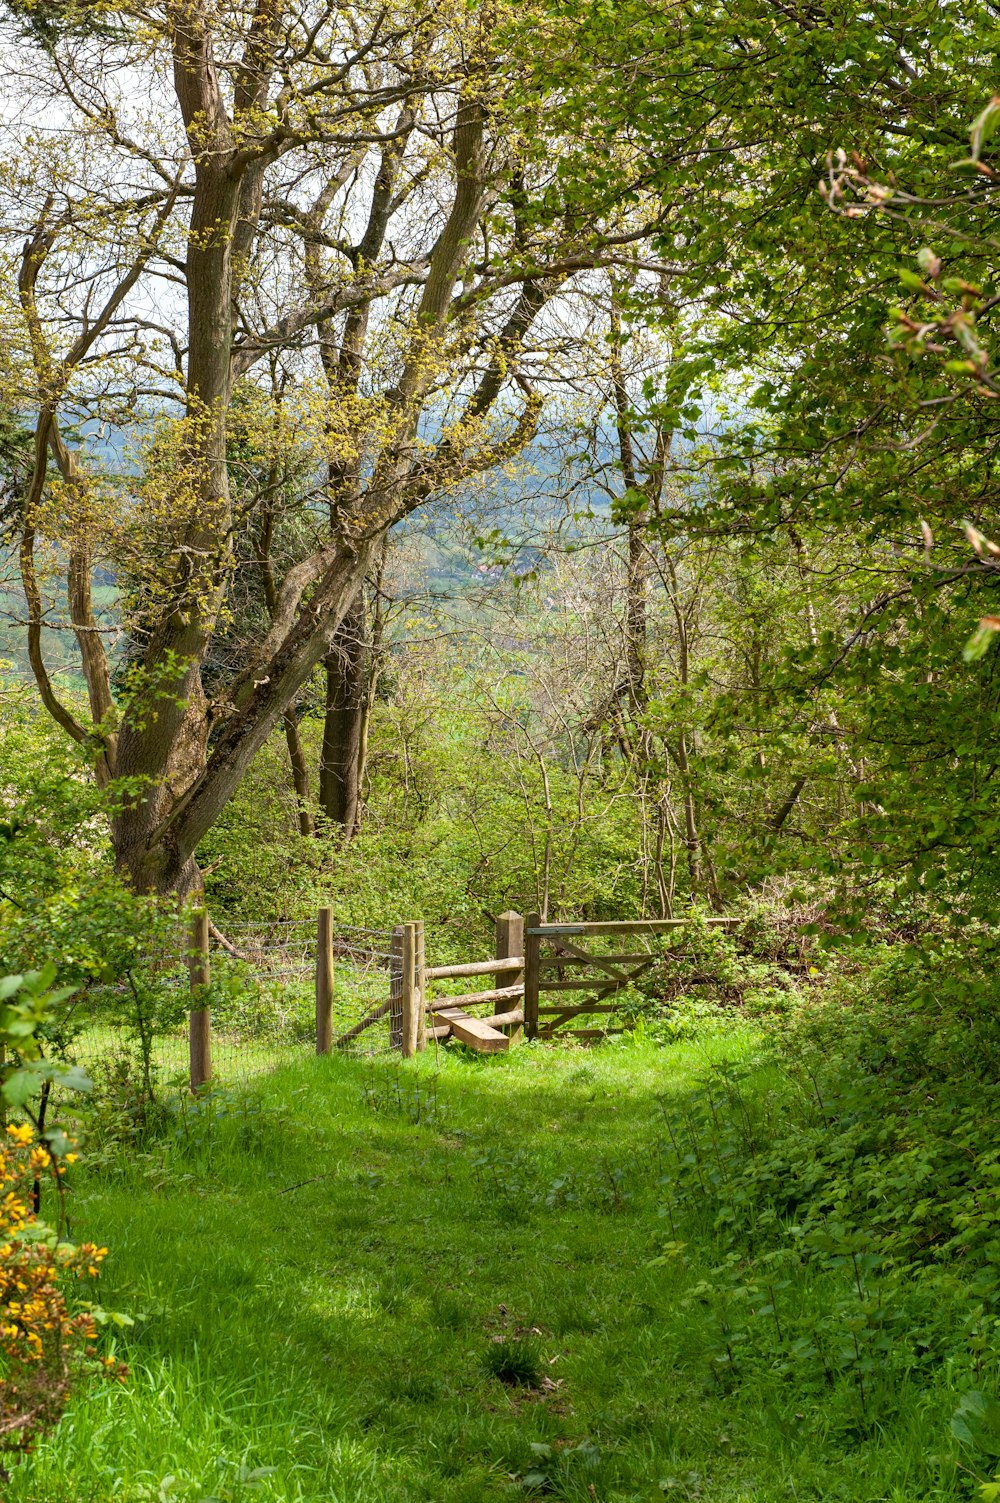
xmin=110 ymin=542 xmax=373 ymax=895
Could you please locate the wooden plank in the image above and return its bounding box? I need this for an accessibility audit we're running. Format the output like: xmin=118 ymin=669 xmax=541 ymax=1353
xmin=428 ymin=1022 xmax=452 ymax=1041
xmin=425 ymin=956 xmax=524 ymax=980
xmin=527 ymin=919 xmax=738 ymax=936
xmin=427 ymin=983 xmax=523 ymax=1013
xmin=434 ymin=1006 xmax=509 ymax=1053
xmin=538 ymin=1003 xmax=623 ymax=1015
xmin=539 ymin=953 xmax=654 ymax=970
xmin=334 ymin=998 xmax=392 ymax=1048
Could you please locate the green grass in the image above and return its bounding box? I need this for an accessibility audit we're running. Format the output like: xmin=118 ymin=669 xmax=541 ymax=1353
xmin=5 ymin=1028 xmax=984 ymax=1502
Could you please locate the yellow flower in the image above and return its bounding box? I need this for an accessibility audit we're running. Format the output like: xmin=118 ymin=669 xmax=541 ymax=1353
xmin=5 ymin=1125 xmax=32 ymax=1147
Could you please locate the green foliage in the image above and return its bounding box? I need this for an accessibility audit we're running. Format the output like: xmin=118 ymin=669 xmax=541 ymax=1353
xmin=0 ymin=967 xmax=91 ymax=1114
xmin=1 ymin=0 xmax=121 ymax=47
xmin=0 ymin=678 xmax=172 ymax=985
xmin=646 ymin=941 xmax=1000 ymax=1445
xmin=8 ymin=1031 xmax=993 ymax=1502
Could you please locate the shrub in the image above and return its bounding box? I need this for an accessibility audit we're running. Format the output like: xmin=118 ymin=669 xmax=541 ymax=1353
xmin=0 ymin=1122 xmax=114 ymax=1449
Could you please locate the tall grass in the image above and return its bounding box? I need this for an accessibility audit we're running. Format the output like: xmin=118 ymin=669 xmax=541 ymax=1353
xmin=6 ymin=1025 xmax=987 ymax=1502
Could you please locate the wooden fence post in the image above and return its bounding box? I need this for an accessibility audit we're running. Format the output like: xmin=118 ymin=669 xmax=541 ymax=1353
xmin=316 ymin=906 xmax=334 ymax=1055
xmin=401 ymin=923 xmax=418 ymax=1058
xmin=496 ymin=910 xmax=524 ymax=1042
xmin=524 ymin=911 xmax=540 ymax=1040
xmin=389 ymin=925 xmax=404 ymax=1051
xmin=414 ymin=920 xmax=426 ymax=1053
xmin=188 ymin=906 xmax=211 ymax=1092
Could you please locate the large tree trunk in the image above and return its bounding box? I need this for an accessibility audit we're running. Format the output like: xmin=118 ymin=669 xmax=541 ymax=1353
xmin=17 ymin=28 xmax=554 ymax=897
xmin=112 ymin=541 xmax=374 ymax=894
xmin=108 ymin=15 xmax=238 ymax=896
xmin=319 ymin=591 xmax=368 ymax=833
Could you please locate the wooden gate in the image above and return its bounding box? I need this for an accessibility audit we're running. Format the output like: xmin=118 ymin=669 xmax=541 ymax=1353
xmin=523 ymin=915 xmax=739 ymax=1041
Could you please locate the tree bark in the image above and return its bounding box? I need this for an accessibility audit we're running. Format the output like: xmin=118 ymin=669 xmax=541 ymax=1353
xmin=13 ymin=13 xmax=578 ymax=896
xmin=109 ymin=3 xmax=262 ymax=895
xmin=319 ymin=591 xmax=368 ymax=833
xmin=283 ymin=710 xmax=315 ymax=838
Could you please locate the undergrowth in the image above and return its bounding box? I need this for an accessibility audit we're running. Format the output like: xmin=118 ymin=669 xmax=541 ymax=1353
xmin=8 ymin=944 xmax=1000 ymax=1500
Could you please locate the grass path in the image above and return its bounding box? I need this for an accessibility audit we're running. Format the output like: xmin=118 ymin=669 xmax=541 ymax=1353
xmin=7 ymin=1029 xmax=958 ymax=1502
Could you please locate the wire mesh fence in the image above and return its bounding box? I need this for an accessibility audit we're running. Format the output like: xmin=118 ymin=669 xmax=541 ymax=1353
xmin=57 ymin=914 xmax=403 ymax=1105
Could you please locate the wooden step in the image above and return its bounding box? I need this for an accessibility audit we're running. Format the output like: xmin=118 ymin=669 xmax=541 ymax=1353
xmin=433 ymin=1006 xmax=510 ymax=1053
xmin=427 ymin=1008 xmax=523 ymax=1044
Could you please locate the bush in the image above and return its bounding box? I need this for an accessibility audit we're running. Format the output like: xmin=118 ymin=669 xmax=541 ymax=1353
xmin=0 ymin=1122 xmax=116 ymax=1449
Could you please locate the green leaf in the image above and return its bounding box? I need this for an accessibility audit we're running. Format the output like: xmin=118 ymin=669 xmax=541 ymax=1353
xmin=952 ymin=1392 xmax=1000 ymax=1456
xmin=964 ymin=621 xmax=1000 ymax=663
xmin=2 ymin=1070 xmax=38 ymax=1108
xmin=971 ymin=97 xmax=1000 ymax=159
xmin=53 ymin=1064 xmax=93 ymax=1095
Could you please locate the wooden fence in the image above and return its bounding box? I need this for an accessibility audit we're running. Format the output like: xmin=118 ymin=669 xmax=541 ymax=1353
xmin=523 ymin=914 xmax=740 ymax=1041
xmin=181 ymin=906 xmax=738 ymax=1089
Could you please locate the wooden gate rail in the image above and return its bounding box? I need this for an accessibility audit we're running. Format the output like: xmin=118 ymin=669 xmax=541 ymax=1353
xmin=524 ymin=914 xmax=739 ymax=1041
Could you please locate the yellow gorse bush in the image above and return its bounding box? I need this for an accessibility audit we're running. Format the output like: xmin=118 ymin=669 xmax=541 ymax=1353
xmin=0 ymin=1122 xmax=116 ymax=1447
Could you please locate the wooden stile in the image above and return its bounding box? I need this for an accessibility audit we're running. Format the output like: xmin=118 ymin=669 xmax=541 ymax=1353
xmin=524 ymin=912 xmax=541 ymax=1040
xmin=434 ymin=1006 xmax=509 ymax=1053
xmin=416 ymin=910 xmax=737 ymax=1050
xmin=315 ymin=906 xmax=334 ymax=1054
xmin=188 ymin=906 xmax=211 ymax=1092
